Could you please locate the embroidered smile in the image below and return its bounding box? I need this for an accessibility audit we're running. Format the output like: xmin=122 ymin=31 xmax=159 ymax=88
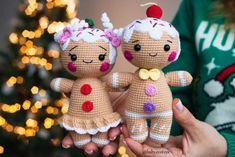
xmin=83 ymin=60 xmax=93 ymax=64
xmin=149 ymin=53 xmax=158 ymax=57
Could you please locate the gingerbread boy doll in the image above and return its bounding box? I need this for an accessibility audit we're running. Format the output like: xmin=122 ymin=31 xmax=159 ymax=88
xmin=107 ymin=5 xmax=193 ymax=144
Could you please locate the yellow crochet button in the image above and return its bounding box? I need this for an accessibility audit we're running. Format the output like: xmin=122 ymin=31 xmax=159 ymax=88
xmin=118 ymin=146 xmax=126 ymax=155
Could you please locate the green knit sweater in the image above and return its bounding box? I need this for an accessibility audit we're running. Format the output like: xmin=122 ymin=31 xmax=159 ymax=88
xmin=164 ymin=0 xmax=235 ymax=156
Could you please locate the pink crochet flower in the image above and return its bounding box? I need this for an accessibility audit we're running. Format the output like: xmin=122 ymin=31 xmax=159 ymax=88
xmin=104 ymin=29 xmax=121 ymax=47
xmin=111 ymin=36 xmax=121 ymax=47
xmin=58 ymin=27 xmax=72 ymax=44
xmin=104 ymin=29 xmax=115 ymax=41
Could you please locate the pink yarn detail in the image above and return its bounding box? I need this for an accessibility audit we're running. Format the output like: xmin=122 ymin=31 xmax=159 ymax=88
xmin=58 ymin=27 xmax=72 ymax=44
xmin=168 ymin=51 xmax=177 ymax=62
xmin=124 ymin=50 xmax=133 ymax=61
xmin=145 ymin=84 xmax=157 ymax=96
xmin=100 ymin=62 xmax=110 ymax=72
xmin=67 ymin=62 xmax=77 ymax=72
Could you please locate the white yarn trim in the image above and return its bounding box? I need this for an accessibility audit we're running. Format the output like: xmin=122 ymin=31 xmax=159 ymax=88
xmin=178 ymin=71 xmax=186 ymax=86
xmin=109 ymin=42 xmax=117 ymax=65
xmin=130 ymin=132 xmax=148 ymax=141
xmin=92 ymin=137 xmax=110 ymax=145
xmin=101 ymin=12 xmax=113 ymax=29
xmin=140 ymin=2 xmax=158 ymax=7
xmin=74 ymin=138 xmax=91 ymax=147
xmin=125 ymin=110 xmax=172 ymax=118
xmin=112 ymin=73 xmax=119 ymax=88
xmin=62 ymin=118 xmax=122 ymax=135
xmin=54 ymin=78 xmax=62 ymax=92
xmin=149 ymin=132 xmax=169 ymax=142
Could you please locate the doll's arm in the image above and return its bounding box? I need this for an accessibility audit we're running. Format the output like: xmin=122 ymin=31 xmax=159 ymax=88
xmin=50 ymin=78 xmax=74 ymax=93
xmin=105 ymin=72 xmax=134 ymax=90
xmin=165 ymin=71 xmax=193 ymax=87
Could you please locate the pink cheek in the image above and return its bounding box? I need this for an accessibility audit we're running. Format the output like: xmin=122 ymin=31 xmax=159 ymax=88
xmin=67 ymin=62 xmax=77 ymax=72
xmin=124 ymin=50 xmax=134 ymax=61
xmin=168 ymin=51 xmax=177 ymax=62
xmin=100 ymin=62 xmax=110 ymax=72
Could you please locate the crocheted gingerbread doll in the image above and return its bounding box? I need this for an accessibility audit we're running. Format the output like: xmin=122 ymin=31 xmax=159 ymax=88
xmin=50 ymin=13 xmax=122 ymax=148
xmin=107 ymin=5 xmax=193 ymax=144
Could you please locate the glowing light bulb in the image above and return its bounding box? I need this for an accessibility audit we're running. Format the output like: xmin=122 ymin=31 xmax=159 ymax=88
xmin=0 ymin=116 xmax=6 ymax=126
xmin=0 ymin=146 xmax=4 ymax=154
xmin=17 ymin=76 xmax=24 ymax=84
xmin=31 ymin=86 xmax=39 ymax=94
xmin=5 ymin=124 xmax=14 ymax=132
xmin=22 ymin=56 xmax=30 ymax=64
xmin=44 ymin=118 xmax=54 ymax=129
xmin=9 ymin=33 xmax=19 ymax=44
xmin=26 ymin=119 xmax=38 ymax=127
xmin=39 ymin=16 xmax=49 ymax=29
xmin=23 ymin=100 xmax=31 ymax=110
xmin=34 ymin=101 xmax=42 ymax=109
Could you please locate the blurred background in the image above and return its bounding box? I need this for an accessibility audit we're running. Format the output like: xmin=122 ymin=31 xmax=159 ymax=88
xmin=0 ymin=0 xmax=180 ymax=157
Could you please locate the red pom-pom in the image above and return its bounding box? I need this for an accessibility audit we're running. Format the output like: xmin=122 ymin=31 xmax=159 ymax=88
xmin=146 ymin=5 xmax=163 ymax=19
xmin=80 ymin=84 xmax=92 ymax=95
xmin=82 ymin=101 xmax=94 ymax=112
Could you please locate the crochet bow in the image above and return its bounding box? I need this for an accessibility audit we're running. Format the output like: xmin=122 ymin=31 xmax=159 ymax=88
xmin=139 ymin=68 xmax=161 ymax=81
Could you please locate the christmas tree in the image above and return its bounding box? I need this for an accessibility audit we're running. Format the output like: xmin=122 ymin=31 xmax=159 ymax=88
xmin=0 ymin=0 xmax=82 ymax=156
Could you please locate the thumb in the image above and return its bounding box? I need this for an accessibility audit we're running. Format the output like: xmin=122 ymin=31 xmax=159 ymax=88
xmin=172 ymin=99 xmax=198 ymax=131
xmin=123 ymin=138 xmax=143 ymax=156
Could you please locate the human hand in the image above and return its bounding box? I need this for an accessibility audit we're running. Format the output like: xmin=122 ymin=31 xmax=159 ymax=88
xmin=121 ymin=99 xmax=227 ymax=157
xmin=61 ymin=92 xmax=127 ymax=156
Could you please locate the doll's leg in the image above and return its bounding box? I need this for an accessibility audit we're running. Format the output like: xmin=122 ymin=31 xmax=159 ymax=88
xmin=92 ymin=132 xmax=110 ymax=147
xmin=70 ymin=131 xmax=91 ymax=148
xmin=125 ymin=116 xmax=148 ymax=143
xmin=149 ymin=115 xmax=172 ymax=144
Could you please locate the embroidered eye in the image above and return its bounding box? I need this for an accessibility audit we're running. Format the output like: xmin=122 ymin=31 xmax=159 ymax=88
xmin=164 ymin=44 xmax=171 ymax=51
xmin=98 ymin=54 xmax=106 ymax=61
xmin=134 ymin=44 xmax=141 ymax=52
xmin=69 ymin=53 xmax=77 ymax=61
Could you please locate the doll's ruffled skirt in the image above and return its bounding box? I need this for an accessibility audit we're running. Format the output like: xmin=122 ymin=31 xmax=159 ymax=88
xmin=61 ymin=112 xmax=122 ymax=135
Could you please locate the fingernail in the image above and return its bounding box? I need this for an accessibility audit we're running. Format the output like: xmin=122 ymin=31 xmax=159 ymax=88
xmin=109 ymin=136 xmax=117 ymax=141
xmin=85 ymin=150 xmax=93 ymax=155
xmin=62 ymin=144 xmax=70 ymax=149
xmin=176 ymin=100 xmax=183 ymax=112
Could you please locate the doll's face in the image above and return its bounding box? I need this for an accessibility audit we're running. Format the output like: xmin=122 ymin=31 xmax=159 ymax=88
xmin=122 ymin=31 xmax=179 ymax=69
xmin=61 ymin=40 xmax=114 ymax=78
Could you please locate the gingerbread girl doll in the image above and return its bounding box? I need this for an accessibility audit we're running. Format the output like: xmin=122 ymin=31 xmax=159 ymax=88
xmin=50 ymin=13 xmax=122 ymax=148
xmin=107 ymin=5 xmax=193 ymax=144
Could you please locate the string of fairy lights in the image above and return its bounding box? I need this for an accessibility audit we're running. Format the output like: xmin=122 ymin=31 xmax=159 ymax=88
xmin=0 ymin=0 xmax=78 ymax=154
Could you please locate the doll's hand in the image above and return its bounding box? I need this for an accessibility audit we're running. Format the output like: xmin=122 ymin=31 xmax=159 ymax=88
xmin=61 ymin=92 xmax=127 ymax=157
xmin=121 ymin=99 xmax=227 ymax=157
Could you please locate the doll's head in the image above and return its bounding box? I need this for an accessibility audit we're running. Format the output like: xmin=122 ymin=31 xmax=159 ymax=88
xmin=122 ymin=5 xmax=181 ymax=69
xmin=54 ymin=13 xmax=121 ymax=78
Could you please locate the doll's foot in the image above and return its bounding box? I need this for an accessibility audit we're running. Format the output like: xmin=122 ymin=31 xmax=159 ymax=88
xmin=70 ymin=132 xmax=91 ymax=148
xmin=92 ymin=132 xmax=110 ymax=147
xmin=125 ymin=116 xmax=148 ymax=143
xmin=149 ymin=116 xmax=172 ymax=144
